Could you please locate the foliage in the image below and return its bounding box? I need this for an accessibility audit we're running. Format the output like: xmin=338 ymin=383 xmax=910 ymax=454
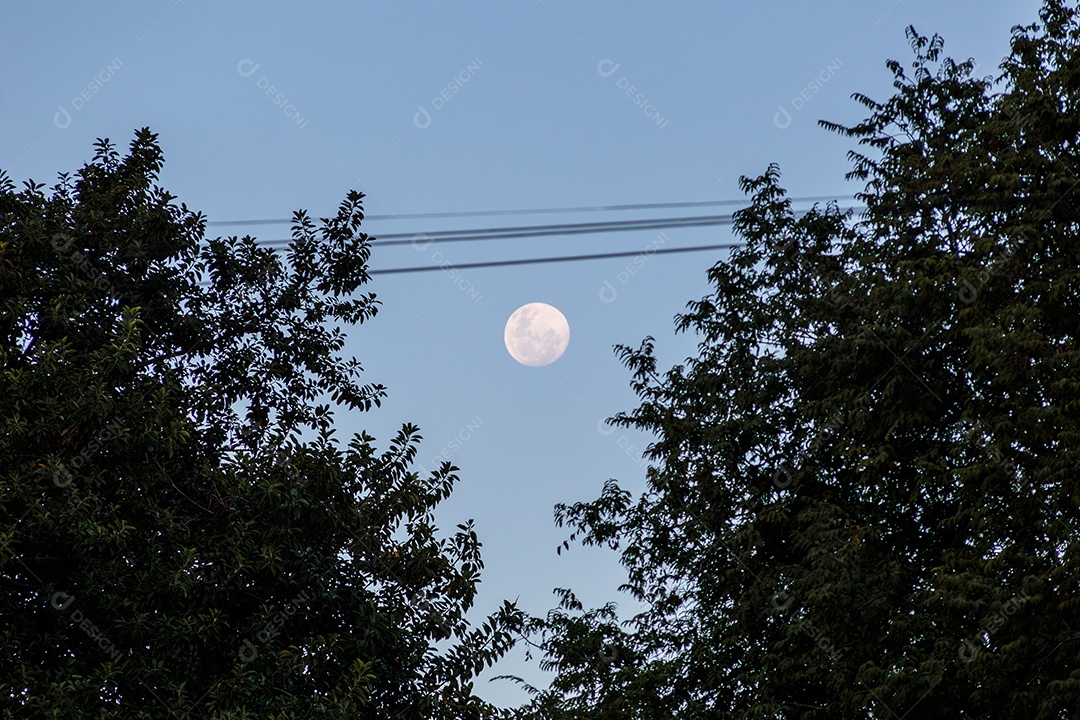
xmin=513 ymin=3 xmax=1080 ymax=718
xmin=0 ymin=129 xmax=521 ymax=718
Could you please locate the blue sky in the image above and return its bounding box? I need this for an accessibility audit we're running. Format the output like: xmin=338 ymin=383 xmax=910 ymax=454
xmin=3 ymin=0 xmax=1041 ymax=708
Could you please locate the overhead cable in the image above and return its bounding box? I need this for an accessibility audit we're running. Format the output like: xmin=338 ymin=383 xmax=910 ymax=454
xmin=369 ymin=242 xmax=745 ymax=275
xmin=257 ymin=206 xmax=859 ymax=250
xmin=206 ymin=194 xmax=855 ymax=227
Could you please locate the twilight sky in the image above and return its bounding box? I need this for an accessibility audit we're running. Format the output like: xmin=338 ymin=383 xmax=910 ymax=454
xmin=3 ymin=0 xmax=1041 ymax=707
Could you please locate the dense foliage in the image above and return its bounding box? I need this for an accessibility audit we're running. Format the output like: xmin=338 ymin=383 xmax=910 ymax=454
xmin=514 ymin=3 xmax=1080 ymax=718
xmin=0 ymin=129 xmax=521 ymax=718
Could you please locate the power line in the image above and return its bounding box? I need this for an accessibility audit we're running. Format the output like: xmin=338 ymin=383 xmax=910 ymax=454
xmin=373 ymin=213 xmax=747 ymax=242
xmin=196 ymin=240 xmax=745 ymax=283
xmin=257 ymin=206 xmax=860 ymax=250
xmin=206 ymin=194 xmax=855 ymax=227
xmin=222 ymin=205 xmax=858 ymax=277
xmin=369 ymin=242 xmax=745 ymax=275
xmin=263 ymin=213 xmax=740 ymax=248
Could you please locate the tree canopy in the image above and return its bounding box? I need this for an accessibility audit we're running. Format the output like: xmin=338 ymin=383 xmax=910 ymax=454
xmin=513 ymin=3 xmax=1080 ymax=718
xmin=0 ymin=129 xmax=521 ymax=718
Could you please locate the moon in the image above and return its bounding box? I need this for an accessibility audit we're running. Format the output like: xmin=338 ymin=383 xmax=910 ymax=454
xmin=504 ymin=303 xmax=570 ymax=367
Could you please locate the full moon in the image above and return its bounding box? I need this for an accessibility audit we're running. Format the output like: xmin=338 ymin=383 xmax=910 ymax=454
xmin=504 ymin=302 xmax=570 ymax=367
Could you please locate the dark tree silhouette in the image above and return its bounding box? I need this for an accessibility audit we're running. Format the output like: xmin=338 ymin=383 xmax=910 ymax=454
xmin=0 ymin=129 xmax=521 ymax=719
xmin=512 ymin=4 xmax=1080 ymax=718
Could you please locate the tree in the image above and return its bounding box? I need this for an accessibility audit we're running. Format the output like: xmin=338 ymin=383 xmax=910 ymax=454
xmin=0 ymin=129 xmax=522 ymax=719
xmin=512 ymin=4 xmax=1080 ymax=718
